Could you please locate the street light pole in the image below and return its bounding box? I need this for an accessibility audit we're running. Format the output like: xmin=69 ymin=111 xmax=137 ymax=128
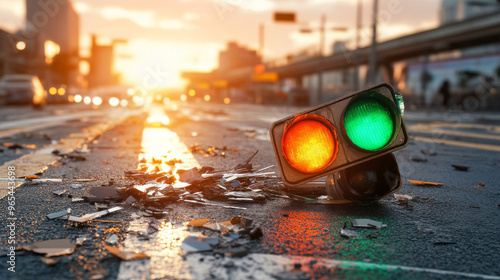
xmin=354 ymin=0 xmax=362 ymax=90
xmin=367 ymin=0 xmax=378 ymax=85
xmin=259 ymin=23 xmax=265 ymax=60
xmin=317 ymin=14 xmax=326 ymax=105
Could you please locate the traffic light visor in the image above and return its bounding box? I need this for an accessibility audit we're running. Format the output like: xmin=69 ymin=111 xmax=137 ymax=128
xmin=282 ymin=114 xmax=338 ymax=173
xmin=343 ymin=92 xmax=401 ymax=151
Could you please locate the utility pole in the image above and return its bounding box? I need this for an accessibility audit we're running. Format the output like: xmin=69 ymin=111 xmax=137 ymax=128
xmin=259 ymin=23 xmax=264 ymax=60
xmin=367 ymin=0 xmax=378 ymax=85
xmin=354 ymin=0 xmax=362 ymax=90
xmin=317 ymin=14 xmax=326 ymax=105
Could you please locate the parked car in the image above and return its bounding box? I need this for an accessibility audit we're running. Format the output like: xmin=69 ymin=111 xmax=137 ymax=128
xmin=0 ymin=74 xmax=47 ymax=107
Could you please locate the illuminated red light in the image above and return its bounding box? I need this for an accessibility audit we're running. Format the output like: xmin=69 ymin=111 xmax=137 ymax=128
xmin=282 ymin=115 xmax=338 ymax=173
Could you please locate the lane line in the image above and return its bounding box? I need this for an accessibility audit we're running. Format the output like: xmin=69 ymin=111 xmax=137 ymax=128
xmin=0 ymin=109 xmax=140 ymax=199
xmin=413 ymin=135 xmax=500 ymax=152
xmin=0 ymin=109 xmax=113 ymax=138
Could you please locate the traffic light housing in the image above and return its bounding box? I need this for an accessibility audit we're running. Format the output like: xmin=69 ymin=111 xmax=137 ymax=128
xmin=270 ymin=83 xmax=408 ymax=189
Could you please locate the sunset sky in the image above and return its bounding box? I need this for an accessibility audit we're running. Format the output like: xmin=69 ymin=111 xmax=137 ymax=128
xmin=0 ymin=0 xmax=441 ymax=88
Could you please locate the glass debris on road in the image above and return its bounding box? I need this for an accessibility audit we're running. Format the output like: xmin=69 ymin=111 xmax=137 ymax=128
xmin=46 ymin=208 xmax=72 ymax=220
xmin=68 ymin=206 xmax=123 ymax=223
xmin=105 ymin=245 xmax=148 ymax=261
xmin=350 ymin=219 xmax=387 ymax=229
xmin=22 ymin=238 xmax=76 ymax=257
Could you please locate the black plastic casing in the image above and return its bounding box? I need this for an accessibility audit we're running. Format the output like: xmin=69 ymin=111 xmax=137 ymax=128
xmin=269 ymin=83 xmax=409 ymax=187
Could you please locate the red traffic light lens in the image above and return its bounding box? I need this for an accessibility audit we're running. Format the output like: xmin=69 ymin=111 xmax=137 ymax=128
xmin=282 ymin=114 xmax=338 ymax=173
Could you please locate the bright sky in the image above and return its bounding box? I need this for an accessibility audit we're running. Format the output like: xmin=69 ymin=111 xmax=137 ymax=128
xmin=0 ymin=0 xmax=440 ymax=88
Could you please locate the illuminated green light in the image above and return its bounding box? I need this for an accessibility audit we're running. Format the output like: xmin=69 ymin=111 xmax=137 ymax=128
xmin=343 ymin=94 xmax=395 ymax=151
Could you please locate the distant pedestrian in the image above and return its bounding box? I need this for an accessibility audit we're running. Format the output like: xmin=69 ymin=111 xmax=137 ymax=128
xmin=439 ymin=80 xmax=450 ymax=109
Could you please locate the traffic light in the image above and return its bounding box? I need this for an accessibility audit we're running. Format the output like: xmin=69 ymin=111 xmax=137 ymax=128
xmin=270 ymin=83 xmax=408 ymax=203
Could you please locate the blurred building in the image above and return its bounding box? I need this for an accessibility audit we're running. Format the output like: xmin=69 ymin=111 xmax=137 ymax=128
xmin=0 ymin=29 xmax=24 ymax=77
xmin=88 ymin=35 xmax=120 ymax=89
xmin=219 ymin=42 xmax=261 ymax=72
xmin=440 ymin=0 xmax=500 ymax=24
xmin=24 ymin=0 xmax=80 ymax=87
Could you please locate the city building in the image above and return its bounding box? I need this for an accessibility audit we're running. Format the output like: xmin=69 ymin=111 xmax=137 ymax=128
xmin=440 ymin=0 xmax=499 ymax=24
xmin=24 ymin=0 xmax=80 ymax=88
xmin=87 ymin=35 xmax=119 ymax=89
xmin=0 ymin=29 xmax=24 ymax=77
xmin=218 ymin=42 xmax=261 ymax=72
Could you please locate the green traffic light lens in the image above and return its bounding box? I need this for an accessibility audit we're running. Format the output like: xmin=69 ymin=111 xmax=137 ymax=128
xmin=343 ymin=92 xmax=399 ymax=151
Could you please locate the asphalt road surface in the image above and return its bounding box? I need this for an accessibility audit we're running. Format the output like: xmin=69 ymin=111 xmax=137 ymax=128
xmin=0 ymin=102 xmax=499 ymax=280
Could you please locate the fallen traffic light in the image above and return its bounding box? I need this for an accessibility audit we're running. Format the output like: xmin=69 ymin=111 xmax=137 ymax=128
xmin=270 ymin=83 xmax=408 ymax=203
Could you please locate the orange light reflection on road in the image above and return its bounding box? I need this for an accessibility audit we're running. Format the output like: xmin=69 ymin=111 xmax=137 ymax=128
xmin=265 ymin=211 xmax=343 ymax=257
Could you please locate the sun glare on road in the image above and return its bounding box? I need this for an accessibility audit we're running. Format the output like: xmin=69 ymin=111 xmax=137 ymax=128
xmin=138 ymin=106 xmax=200 ymax=173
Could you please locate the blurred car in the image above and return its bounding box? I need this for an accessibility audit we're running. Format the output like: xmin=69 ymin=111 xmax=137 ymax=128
xmin=0 ymin=74 xmax=47 ymax=107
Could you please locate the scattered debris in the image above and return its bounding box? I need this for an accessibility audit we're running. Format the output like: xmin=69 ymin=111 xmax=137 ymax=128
xmin=433 ymin=241 xmax=456 ymax=245
xmin=95 ymin=203 xmax=109 ymax=211
xmin=188 ymin=218 xmax=210 ymax=227
xmin=72 ymin=197 xmax=85 ymax=203
xmin=56 ymin=153 xmax=87 ymax=161
xmin=394 ymin=194 xmax=414 ymax=201
xmin=368 ymin=232 xmax=381 ymax=239
xmin=22 ymin=238 xmax=75 ymax=257
xmin=76 ymin=235 xmax=87 ymax=245
xmin=351 ymin=219 xmax=386 ymax=229
xmin=105 ymin=245 xmax=148 ymax=261
xmin=394 ymin=194 xmax=417 ymax=209
xmin=88 ymin=186 xmax=126 ymax=201
xmin=410 ymin=156 xmax=428 ymax=163
xmin=181 ymin=236 xmax=215 ymax=253
xmin=40 ymin=256 xmax=61 ymax=266
xmin=71 ymin=183 xmax=82 ymax=189
xmin=473 ymin=183 xmax=488 ymax=190
xmin=340 ymin=229 xmax=360 ymax=238
xmin=46 ymin=208 xmax=71 ymax=220
xmin=24 ymin=175 xmax=41 ymax=180
xmin=68 ymin=206 xmax=123 ymax=223
xmin=107 ymin=234 xmax=118 ymax=245
xmin=53 ymin=190 xmax=66 ymax=196
xmin=407 ymin=179 xmax=443 ymax=186
xmin=420 ymin=149 xmax=436 ymax=156
xmin=451 ymin=164 xmax=469 ymax=171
